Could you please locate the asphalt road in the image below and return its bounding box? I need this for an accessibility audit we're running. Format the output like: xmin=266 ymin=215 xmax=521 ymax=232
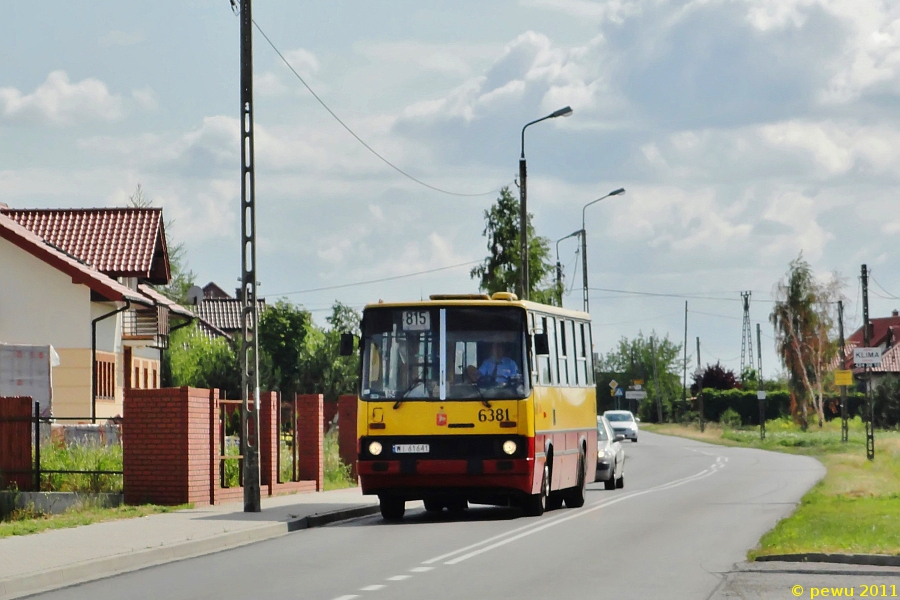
xmin=36 ymin=432 xmax=826 ymax=600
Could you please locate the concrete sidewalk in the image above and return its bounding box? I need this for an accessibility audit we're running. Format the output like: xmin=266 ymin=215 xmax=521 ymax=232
xmin=0 ymin=487 xmax=385 ymax=600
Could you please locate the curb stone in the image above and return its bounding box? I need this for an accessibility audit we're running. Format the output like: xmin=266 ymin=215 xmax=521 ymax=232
xmin=0 ymin=504 xmax=381 ymax=600
xmin=755 ymin=553 xmax=900 ymax=568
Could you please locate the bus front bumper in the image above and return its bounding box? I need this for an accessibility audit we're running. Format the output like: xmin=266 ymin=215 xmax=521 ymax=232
xmin=358 ymin=458 xmax=534 ymax=499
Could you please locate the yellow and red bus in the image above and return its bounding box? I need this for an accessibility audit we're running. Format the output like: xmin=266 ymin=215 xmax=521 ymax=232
xmin=354 ymin=293 xmax=597 ymax=520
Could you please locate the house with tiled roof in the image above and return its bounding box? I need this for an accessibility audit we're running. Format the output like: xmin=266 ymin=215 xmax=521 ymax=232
xmin=0 ymin=206 xmax=193 ymax=420
xmin=186 ymin=283 xmax=265 ymax=341
xmin=839 ymin=309 xmax=900 ymax=386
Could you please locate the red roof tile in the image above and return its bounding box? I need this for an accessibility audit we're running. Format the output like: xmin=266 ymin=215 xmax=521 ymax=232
xmin=0 ymin=212 xmax=152 ymax=307
xmin=192 ymin=298 xmax=265 ymax=333
xmin=1 ymin=208 xmax=170 ymax=284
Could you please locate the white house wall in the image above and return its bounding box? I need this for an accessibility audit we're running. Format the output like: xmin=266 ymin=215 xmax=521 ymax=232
xmin=0 ymin=236 xmax=96 ymax=417
xmin=0 ymin=236 xmax=91 ymax=348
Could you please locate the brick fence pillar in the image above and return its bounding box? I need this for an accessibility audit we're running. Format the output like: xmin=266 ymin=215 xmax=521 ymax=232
xmin=296 ymin=393 xmax=323 ymax=490
xmin=337 ymin=395 xmax=358 ymax=480
xmin=259 ymin=391 xmax=279 ymax=495
xmin=124 ymin=387 xmax=212 ymax=506
xmin=0 ymin=397 xmax=34 ymax=491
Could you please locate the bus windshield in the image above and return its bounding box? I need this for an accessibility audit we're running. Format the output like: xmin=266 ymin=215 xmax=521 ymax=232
xmin=361 ymin=306 xmax=527 ymax=401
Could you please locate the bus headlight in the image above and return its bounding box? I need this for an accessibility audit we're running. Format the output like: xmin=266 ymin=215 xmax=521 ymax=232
xmin=502 ymin=440 xmax=517 ymax=455
xmin=368 ymin=441 xmax=383 ymax=456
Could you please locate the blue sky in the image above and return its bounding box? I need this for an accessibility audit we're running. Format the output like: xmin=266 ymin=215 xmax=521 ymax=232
xmin=3 ymin=0 xmax=900 ymax=379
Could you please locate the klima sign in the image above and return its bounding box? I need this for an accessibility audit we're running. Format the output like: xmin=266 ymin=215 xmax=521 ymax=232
xmin=853 ymin=347 xmax=882 ymax=367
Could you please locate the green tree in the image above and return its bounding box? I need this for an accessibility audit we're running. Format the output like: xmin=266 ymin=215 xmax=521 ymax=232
xmin=126 ymin=184 xmax=196 ymax=304
xmin=297 ymin=302 xmax=362 ymax=404
xmin=258 ymin=300 xmax=314 ymax=400
xmin=770 ymin=254 xmax=842 ymax=429
xmin=163 ymin=324 xmax=241 ymax=398
xmin=598 ymin=332 xmax=684 ymax=422
xmin=470 ymin=186 xmax=556 ymax=304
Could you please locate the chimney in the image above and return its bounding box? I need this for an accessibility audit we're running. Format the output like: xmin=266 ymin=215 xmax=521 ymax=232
xmin=893 ymin=309 xmax=898 ymax=317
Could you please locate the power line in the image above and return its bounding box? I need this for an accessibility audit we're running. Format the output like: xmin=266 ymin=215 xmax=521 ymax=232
xmin=587 ymin=287 xmax=772 ymax=302
xmin=870 ymin=275 xmax=900 ymax=300
xmin=250 ymin=18 xmax=500 ymax=198
xmin=270 ymin=260 xmax=481 ymax=296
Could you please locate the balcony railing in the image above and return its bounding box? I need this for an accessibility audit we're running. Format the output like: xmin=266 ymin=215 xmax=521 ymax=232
xmin=123 ymin=306 xmax=170 ymax=348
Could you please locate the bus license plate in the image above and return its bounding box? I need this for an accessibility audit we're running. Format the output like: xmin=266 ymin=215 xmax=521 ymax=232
xmin=393 ymin=444 xmax=429 ymax=454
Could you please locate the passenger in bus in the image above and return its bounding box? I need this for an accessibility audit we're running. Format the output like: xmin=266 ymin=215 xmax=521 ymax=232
xmin=467 ymin=342 xmax=519 ymax=386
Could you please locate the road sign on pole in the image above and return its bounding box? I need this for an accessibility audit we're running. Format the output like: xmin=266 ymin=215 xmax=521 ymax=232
xmin=625 ymin=390 xmax=647 ymax=400
xmin=834 ymin=369 xmax=853 ymax=386
xmin=853 ymin=348 xmax=882 ymax=367
xmin=609 ymin=379 xmax=618 ymax=389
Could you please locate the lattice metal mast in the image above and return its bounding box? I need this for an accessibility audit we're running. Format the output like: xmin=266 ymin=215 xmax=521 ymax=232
xmin=239 ymin=0 xmax=262 ymax=513
xmin=740 ymin=291 xmax=754 ymax=376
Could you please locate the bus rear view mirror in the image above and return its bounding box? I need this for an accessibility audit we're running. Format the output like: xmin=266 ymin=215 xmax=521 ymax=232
xmin=534 ymin=332 xmax=549 ymax=355
xmin=339 ymin=333 xmax=355 ymax=356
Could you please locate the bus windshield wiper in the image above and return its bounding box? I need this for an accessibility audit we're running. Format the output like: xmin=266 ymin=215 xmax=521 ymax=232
xmin=463 ymin=378 xmax=491 ymax=408
xmin=394 ymin=378 xmax=425 ymax=409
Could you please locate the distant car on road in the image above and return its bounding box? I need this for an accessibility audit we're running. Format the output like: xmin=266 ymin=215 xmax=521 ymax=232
xmin=603 ymin=410 xmax=639 ymax=442
xmin=595 ymin=416 xmax=625 ymax=489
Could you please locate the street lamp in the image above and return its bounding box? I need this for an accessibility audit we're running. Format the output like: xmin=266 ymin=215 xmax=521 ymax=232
xmin=581 ymin=187 xmax=625 ymax=313
xmin=519 ymin=105 xmax=573 ymax=300
xmin=555 ymin=230 xmax=582 ymax=307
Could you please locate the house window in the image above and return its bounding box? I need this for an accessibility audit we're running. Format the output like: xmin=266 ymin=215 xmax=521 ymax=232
xmin=95 ymin=357 xmax=116 ymax=399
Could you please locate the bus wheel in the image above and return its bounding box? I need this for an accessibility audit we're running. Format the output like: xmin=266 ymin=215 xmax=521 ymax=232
xmin=423 ymin=498 xmax=443 ymax=513
xmin=523 ymin=463 xmax=549 ymax=516
xmin=446 ymin=499 xmax=467 ymax=513
xmin=379 ymin=496 xmax=405 ymax=521
xmin=565 ymin=451 xmax=587 ymax=508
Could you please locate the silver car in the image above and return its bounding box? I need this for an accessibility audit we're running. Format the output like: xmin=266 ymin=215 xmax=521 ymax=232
xmin=595 ymin=416 xmax=625 ymax=489
xmin=603 ymin=409 xmax=639 ymax=442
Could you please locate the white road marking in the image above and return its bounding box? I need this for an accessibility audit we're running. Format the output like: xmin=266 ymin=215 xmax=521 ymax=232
xmin=332 ymin=596 xmax=359 ymax=600
xmin=444 ymin=461 xmax=724 ymax=565
xmin=360 ymin=585 xmax=385 ymax=591
xmin=410 ymin=566 xmax=434 ymax=572
xmin=421 ymin=508 xmax=574 ymax=564
xmin=387 ymin=575 xmax=411 ymax=581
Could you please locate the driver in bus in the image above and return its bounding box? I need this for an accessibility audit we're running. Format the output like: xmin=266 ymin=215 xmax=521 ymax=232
xmin=467 ymin=342 xmax=519 ymax=386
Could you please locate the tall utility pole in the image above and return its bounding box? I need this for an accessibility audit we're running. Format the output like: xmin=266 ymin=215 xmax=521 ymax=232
xmin=518 ymin=106 xmax=573 ymax=300
xmin=650 ymin=336 xmax=664 ymax=423
xmin=862 ymin=265 xmax=874 ymax=461
xmin=696 ymin=337 xmax=704 ymax=433
xmin=740 ymin=291 xmax=754 ymax=377
xmin=239 ymin=0 xmax=261 ymax=512
xmin=757 ymin=323 xmax=765 ymax=440
xmin=580 ymin=188 xmax=625 ymax=313
xmin=838 ymin=300 xmax=848 ymax=443
xmin=682 ymin=301 xmax=687 ymax=423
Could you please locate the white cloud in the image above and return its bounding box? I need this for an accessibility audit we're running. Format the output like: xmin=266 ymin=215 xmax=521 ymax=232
xmin=131 ymin=87 xmax=159 ymax=112
xmin=0 ymin=71 xmax=124 ymax=126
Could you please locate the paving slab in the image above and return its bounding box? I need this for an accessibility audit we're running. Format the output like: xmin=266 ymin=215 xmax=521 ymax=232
xmin=0 ymin=487 xmax=389 ymax=600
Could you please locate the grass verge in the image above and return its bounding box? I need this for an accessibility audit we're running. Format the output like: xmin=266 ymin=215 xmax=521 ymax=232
xmin=643 ymin=418 xmax=900 ymax=558
xmin=0 ymin=503 xmax=191 ymax=539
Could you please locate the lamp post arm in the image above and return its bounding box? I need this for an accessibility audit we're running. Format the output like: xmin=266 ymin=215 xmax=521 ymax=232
xmin=521 ymin=115 xmax=553 ymax=158
xmin=582 ymin=193 xmax=611 ymax=231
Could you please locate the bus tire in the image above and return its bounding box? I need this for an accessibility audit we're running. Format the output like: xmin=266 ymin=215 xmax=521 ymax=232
xmin=523 ymin=463 xmax=549 ymax=516
xmin=379 ymin=496 xmax=405 ymax=521
xmin=565 ymin=451 xmax=587 ymax=508
xmin=423 ymin=498 xmax=443 ymax=513
xmin=447 ymin=498 xmax=467 ymax=513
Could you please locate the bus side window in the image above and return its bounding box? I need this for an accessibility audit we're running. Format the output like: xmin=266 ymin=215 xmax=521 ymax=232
xmin=537 ymin=316 xmax=551 ymax=385
xmin=584 ymin=323 xmax=595 ymax=385
xmin=558 ymin=319 xmax=569 ymax=385
xmin=575 ymin=322 xmax=586 ymax=386
xmin=566 ymin=320 xmax=578 ymax=386
xmin=546 ymin=317 xmax=558 ymax=385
